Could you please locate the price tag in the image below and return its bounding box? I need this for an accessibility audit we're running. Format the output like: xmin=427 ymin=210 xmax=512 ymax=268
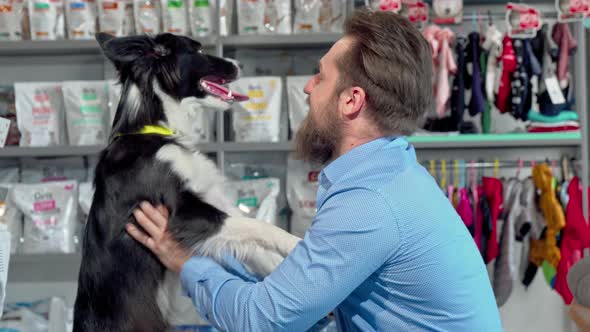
xmin=0 ymin=117 xmax=10 ymax=148
xmin=557 ymin=0 xmax=590 ymax=22
xmin=545 ymin=76 xmax=567 ymax=105
xmin=432 ymin=0 xmax=463 ymax=25
xmin=506 ymin=3 xmax=542 ymax=38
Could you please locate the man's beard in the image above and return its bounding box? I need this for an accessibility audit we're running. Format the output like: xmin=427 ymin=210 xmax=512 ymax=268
xmin=294 ymin=104 xmax=341 ymax=165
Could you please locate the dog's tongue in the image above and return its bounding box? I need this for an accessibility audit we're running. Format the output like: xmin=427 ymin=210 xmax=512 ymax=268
xmin=200 ymin=80 xmax=249 ymax=102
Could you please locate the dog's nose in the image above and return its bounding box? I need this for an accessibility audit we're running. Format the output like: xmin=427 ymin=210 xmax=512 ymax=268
xmin=224 ymin=58 xmax=242 ymax=78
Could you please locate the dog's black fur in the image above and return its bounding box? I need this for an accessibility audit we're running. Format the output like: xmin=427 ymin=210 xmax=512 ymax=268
xmin=73 ymin=33 xmax=239 ymax=332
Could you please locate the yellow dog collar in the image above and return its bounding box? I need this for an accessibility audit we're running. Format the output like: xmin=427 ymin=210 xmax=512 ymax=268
xmin=115 ymin=125 xmax=175 ymax=138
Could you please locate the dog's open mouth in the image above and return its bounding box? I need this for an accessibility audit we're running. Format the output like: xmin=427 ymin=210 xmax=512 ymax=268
xmin=200 ymin=76 xmax=249 ymax=103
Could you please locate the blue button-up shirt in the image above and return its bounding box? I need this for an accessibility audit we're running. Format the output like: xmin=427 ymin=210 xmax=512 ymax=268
xmin=181 ymin=136 xmax=502 ymax=331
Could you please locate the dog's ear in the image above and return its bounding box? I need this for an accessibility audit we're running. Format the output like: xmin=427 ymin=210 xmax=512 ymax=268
xmin=96 ymin=33 xmax=154 ymax=66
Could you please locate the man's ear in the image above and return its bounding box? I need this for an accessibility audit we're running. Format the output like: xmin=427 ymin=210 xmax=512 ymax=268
xmin=95 ymin=33 xmax=153 ymax=66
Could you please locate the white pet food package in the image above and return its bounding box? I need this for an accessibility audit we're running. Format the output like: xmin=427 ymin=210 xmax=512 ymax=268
xmin=219 ymin=0 xmax=231 ymax=36
xmin=78 ymin=182 xmax=93 ymax=218
xmin=293 ymin=0 xmax=320 ymax=33
xmin=15 ymin=82 xmax=66 ymax=147
xmin=0 ymin=167 xmax=18 ymax=184
xmin=0 ymin=0 xmax=26 ymax=40
xmin=107 ymin=79 xmax=121 ymax=127
xmin=0 ymin=223 xmax=9 ymax=319
xmin=317 ymin=0 xmax=345 ymax=32
xmin=287 ymin=157 xmax=321 ymax=238
xmin=226 ymin=178 xmax=280 ymax=224
xmin=8 ymin=180 xmax=78 ymax=254
xmin=236 ymin=0 xmax=291 ymax=35
xmin=188 ymin=0 xmax=213 ymax=37
xmin=133 ymin=0 xmax=161 ymax=34
xmin=123 ymin=0 xmax=134 ymax=34
xmin=28 ymin=0 xmax=65 ymax=40
xmin=162 ymin=0 xmax=188 ymax=35
xmin=230 ymin=76 xmax=282 ymax=142
xmin=65 ymin=0 xmax=96 ymax=39
xmin=1 ymin=183 xmax=21 ymax=254
xmin=63 ymin=81 xmax=109 ymax=146
xmin=97 ymin=0 xmax=125 ymax=36
xmin=21 ymin=157 xmax=87 ymax=183
xmin=286 ymin=75 xmax=311 ymax=134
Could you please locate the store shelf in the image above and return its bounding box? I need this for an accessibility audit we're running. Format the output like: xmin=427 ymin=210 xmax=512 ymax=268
xmin=408 ymin=132 xmax=582 ymax=149
xmin=221 ymin=33 xmax=341 ymax=48
xmin=10 ymin=253 xmax=81 ymax=265
xmin=0 ymin=37 xmax=217 ymax=56
xmin=9 ymin=253 xmax=81 ymax=282
xmin=221 ymin=141 xmax=294 ymax=152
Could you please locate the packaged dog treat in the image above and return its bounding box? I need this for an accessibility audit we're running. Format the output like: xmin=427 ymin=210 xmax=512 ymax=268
xmin=294 ymin=0 xmax=344 ymax=33
xmin=0 ymin=0 xmax=26 ymax=40
xmin=1 ymin=183 xmax=22 ymax=254
xmin=7 ymin=180 xmax=78 ymax=254
xmin=219 ymin=0 xmax=231 ymax=36
xmin=287 ymin=156 xmax=321 ymax=237
xmin=226 ymin=177 xmax=280 ymax=224
xmin=230 ymin=76 xmax=282 ymax=142
xmin=0 ymin=85 xmax=20 ymax=146
xmin=237 ymin=0 xmax=290 ymax=35
xmin=133 ymin=0 xmax=161 ymax=34
xmin=188 ymin=0 xmax=213 ymax=37
xmin=14 ymin=82 xmax=66 ymax=147
xmin=123 ymin=0 xmax=134 ymax=34
xmin=162 ymin=0 xmax=188 ymax=35
xmin=20 ymin=157 xmax=87 ymax=183
xmin=65 ymin=0 xmax=97 ymax=39
xmin=28 ymin=0 xmax=66 ymax=40
xmin=97 ymin=0 xmax=125 ymax=36
xmin=62 ymin=81 xmax=109 ymax=146
xmin=286 ymin=75 xmax=311 ymax=135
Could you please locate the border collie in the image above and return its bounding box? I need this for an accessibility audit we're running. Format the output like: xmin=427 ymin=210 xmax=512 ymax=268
xmin=73 ymin=33 xmax=301 ymax=331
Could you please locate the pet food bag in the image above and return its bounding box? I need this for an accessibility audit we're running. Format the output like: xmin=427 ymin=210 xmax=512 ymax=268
xmin=226 ymin=177 xmax=280 ymax=224
xmin=65 ymin=0 xmax=97 ymax=39
xmin=133 ymin=0 xmax=161 ymax=34
xmin=188 ymin=0 xmax=213 ymax=37
xmin=123 ymin=0 xmax=134 ymax=34
xmin=287 ymin=157 xmax=321 ymax=237
xmin=20 ymin=157 xmax=87 ymax=183
xmin=0 ymin=85 xmax=20 ymax=146
xmin=8 ymin=180 xmax=78 ymax=254
xmin=15 ymin=82 xmax=66 ymax=147
xmin=294 ymin=0 xmax=344 ymax=33
xmin=0 ymin=0 xmax=26 ymax=40
xmin=219 ymin=0 xmax=231 ymax=36
xmin=162 ymin=0 xmax=188 ymax=35
xmin=63 ymin=81 xmax=109 ymax=146
xmin=286 ymin=75 xmax=311 ymax=135
xmin=0 ymin=183 xmax=21 ymax=254
xmin=107 ymin=79 xmax=121 ymax=127
xmin=236 ymin=0 xmax=291 ymax=35
xmin=97 ymin=0 xmax=126 ymax=36
xmin=0 ymin=223 xmax=9 ymax=319
xmin=28 ymin=0 xmax=66 ymax=40
xmin=230 ymin=76 xmax=282 ymax=142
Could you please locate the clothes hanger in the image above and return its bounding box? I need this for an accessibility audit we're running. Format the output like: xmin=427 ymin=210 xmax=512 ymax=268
xmin=516 ymin=158 xmax=523 ymax=179
xmin=493 ymin=158 xmax=500 ymax=179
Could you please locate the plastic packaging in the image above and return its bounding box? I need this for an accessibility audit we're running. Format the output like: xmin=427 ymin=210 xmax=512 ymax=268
xmin=286 ymin=75 xmax=311 ymax=135
xmin=63 ymin=81 xmax=109 ymax=146
xmin=294 ymin=0 xmax=320 ymax=33
xmin=226 ymin=178 xmax=280 ymax=224
xmin=318 ymin=0 xmax=345 ymax=32
xmin=1 ymin=183 xmax=21 ymax=254
xmin=0 ymin=223 xmax=9 ymax=319
xmin=65 ymin=0 xmax=96 ymax=39
xmin=78 ymin=181 xmax=93 ymax=219
xmin=28 ymin=0 xmax=65 ymax=40
xmin=162 ymin=0 xmax=188 ymax=35
xmin=97 ymin=0 xmax=125 ymax=36
xmin=230 ymin=76 xmax=282 ymax=142
xmin=0 ymin=307 xmax=48 ymax=331
xmin=20 ymin=157 xmax=87 ymax=183
xmin=123 ymin=0 xmax=135 ymax=35
xmin=0 ymin=0 xmax=26 ymax=40
xmin=189 ymin=0 xmax=213 ymax=37
xmin=8 ymin=180 xmax=78 ymax=254
xmin=287 ymin=157 xmax=321 ymax=237
xmin=237 ymin=0 xmax=290 ymax=35
xmin=14 ymin=82 xmax=66 ymax=147
xmin=219 ymin=0 xmax=231 ymax=36
xmin=133 ymin=0 xmax=161 ymax=34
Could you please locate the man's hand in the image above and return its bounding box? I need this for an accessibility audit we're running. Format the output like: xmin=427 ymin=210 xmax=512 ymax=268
xmin=126 ymin=202 xmax=192 ymax=273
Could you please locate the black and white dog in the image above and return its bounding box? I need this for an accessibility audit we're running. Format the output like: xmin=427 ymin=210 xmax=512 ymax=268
xmin=73 ymin=33 xmax=301 ymax=331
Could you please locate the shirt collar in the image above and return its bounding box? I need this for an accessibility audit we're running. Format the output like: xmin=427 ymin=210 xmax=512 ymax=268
xmin=319 ymin=136 xmax=409 ymax=189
